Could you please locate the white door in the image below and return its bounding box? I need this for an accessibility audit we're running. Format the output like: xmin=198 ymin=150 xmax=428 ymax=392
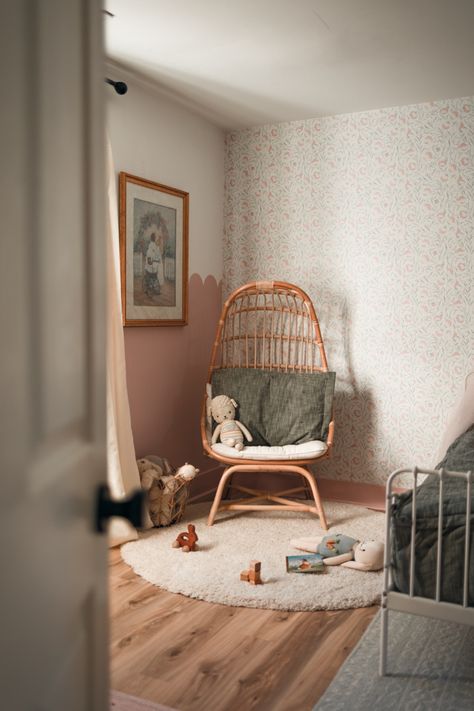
xmin=0 ymin=1 xmax=108 ymax=709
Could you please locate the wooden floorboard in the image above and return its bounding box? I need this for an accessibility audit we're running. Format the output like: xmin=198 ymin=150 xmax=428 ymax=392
xmin=109 ymin=549 xmax=378 ymax=711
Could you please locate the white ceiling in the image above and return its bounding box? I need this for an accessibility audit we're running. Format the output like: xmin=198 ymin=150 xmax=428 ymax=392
xmin=105 ymin=0 xmax=474 ymax=129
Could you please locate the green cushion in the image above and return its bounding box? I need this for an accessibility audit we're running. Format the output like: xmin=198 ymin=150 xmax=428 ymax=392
xmin=436 ymin=424 xmax=474 ymax=472
xmin=210 ymin=368 xmax=335 ymax=447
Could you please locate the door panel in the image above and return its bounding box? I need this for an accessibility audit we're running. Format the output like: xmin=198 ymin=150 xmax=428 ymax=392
xmin=38 ymin=0 xmax=88 ymax=438
xmin=0 ymin=1 xmax=107 ymax=709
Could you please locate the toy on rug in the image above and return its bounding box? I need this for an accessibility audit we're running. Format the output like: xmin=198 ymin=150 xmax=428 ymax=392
xmin=290 ymin=534 xmax=384 ymax=571
xmin=210 ymin=395 xmax=253 ymax=451
xmin=286 ymin=554 xmax=325 ymax=574
xmin=172 ymin=523 xmax=199 ymax=552
xmin=137 ymin=457 xmax=199 ymax=527
xmin=240 ymin=560 xmax=263 ymax=585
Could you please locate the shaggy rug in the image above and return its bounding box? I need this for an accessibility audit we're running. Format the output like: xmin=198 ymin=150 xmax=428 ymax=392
xmin=121 ymin=501 xmax=385 ymax=611
xmin=314 ymin=611 xmax=474 ymax=710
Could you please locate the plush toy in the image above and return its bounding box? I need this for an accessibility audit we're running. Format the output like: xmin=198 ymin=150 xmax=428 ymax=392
xmin=175 ymin=463 xmax=199 ymax=481
xmin=137 ymin=457 xmax=173 ymax=491
xmin=210 ymin=395 xmax=253 ymax=451
xmin=137 ymin=457 xmax=198 ymax=527
xmin=290 ymin=534 xmax=384 ymax=572
xmin=343 ymin=540 xmax=384 ymax=571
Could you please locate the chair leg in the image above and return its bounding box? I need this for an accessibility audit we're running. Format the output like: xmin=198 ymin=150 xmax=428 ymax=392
xmin=298 ymin=466 xmax=328 ymax=530
xmin=207 ymin=466 xmax=235 ymax=526
xmin=379 ymin=606 xmax=389 ymax=676
xmin=221 ymin=471 xmax=233 ymax=502
xmin=301 ymin=476 xmax=312 ymax=500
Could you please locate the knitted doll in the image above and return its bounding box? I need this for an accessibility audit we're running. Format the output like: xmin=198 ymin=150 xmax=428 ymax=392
xmin=210 ymin=395 xmax=253 ymax=451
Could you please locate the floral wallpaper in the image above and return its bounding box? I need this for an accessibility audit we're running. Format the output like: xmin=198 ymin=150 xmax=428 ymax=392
xmin=224 ymin=97 xmax=474 ymax=485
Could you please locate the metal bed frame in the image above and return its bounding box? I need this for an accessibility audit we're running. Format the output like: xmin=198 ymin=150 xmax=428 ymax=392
xmin=380 ymin=466 xmax=474 ymax=676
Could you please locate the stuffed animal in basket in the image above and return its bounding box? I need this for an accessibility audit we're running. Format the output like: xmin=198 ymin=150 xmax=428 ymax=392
xmin=290 ymin=533 xmax=384 ymax=571
xmin=137 ymin=457 xmax=198 ymax=527
xmin=176 ymin=463 xmax=200 ymax=481
xmin=210 ymin=395 xmax=253 ymax=451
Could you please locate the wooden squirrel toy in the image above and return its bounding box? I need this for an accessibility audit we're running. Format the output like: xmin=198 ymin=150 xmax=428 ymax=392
xmin=172 ymin=523 xmax=198 ymax=552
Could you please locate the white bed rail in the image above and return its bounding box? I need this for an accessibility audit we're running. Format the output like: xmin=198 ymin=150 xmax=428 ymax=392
xmin=380 ymin=466 xmax=474 ymax=676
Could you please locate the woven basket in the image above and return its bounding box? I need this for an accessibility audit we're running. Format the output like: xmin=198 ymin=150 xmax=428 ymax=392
xmin=147 ymin=474 xmax=189 ymax=527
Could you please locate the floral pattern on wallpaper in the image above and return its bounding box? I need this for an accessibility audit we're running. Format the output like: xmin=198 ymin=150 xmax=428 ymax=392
xmin=224 ymin=98 xmax=474 ymax=485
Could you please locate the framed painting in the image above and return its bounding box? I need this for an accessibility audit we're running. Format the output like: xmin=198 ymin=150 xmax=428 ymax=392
xmin=119 ymin=172 xmax=189 ymax=326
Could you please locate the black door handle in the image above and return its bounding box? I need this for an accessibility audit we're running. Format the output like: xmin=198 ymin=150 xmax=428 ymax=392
xmin=95 ymin=485 xmax=144 ymax=533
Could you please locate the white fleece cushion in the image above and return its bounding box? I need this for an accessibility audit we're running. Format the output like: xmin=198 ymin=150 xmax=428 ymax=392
xmin=211 ymin=440 xmax=328 ymax=460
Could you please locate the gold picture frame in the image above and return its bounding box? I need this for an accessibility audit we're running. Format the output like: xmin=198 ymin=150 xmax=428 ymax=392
xmin=119 ymin=172 xmax=189 ymax=326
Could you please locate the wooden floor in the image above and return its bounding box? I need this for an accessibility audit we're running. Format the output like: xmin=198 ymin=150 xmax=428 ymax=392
xmin=110 ymin=549 xmax=378 ymax=711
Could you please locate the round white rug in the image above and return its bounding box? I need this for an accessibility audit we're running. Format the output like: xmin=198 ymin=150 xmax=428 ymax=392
xmin=121 ymin=501 xmax=385 ymax=611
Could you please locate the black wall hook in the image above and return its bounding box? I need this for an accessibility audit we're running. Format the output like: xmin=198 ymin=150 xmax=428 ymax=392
xmin=105 ymin=77 xmax=128 ymax=95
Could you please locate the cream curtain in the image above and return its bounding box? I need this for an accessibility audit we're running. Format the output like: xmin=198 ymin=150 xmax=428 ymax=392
xmin=106 ymin=140 xmax=152 ymax=546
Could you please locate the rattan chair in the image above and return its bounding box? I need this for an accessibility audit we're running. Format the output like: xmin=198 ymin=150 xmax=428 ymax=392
xmin=201 ymin=281 xmax=334 ymax=529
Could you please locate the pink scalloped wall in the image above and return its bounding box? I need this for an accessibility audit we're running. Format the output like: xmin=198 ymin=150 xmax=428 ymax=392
xmin=123 ymin=273 xmax=222 ymax=493
xmin=122 ymin=272 xmax=391 ymax=506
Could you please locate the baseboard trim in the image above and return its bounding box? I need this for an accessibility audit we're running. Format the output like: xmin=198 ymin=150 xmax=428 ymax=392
xmin=190 ymin=469 xmax=390 ymax=512
xmin=317 ymin=477 xmax=387 ymax=512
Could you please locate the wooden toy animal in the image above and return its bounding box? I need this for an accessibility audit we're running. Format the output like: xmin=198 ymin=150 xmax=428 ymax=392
xmin=240 ymin=560 xmax=262 ymax=585
xmin=172 ymin=523 xmax=198 ymax=552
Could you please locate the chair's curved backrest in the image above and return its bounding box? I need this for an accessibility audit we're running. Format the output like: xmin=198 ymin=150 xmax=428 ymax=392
xmin=201 ymin=281 xmax=334 ymax=460
xmin=209 ymin=281 xmax=329 ymax=375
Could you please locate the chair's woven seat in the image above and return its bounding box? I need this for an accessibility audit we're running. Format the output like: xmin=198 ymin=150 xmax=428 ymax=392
xmin=211 ymin=440 xmax=328 ymax=461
